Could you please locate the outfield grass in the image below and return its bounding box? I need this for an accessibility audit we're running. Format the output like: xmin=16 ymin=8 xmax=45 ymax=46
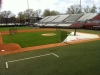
xmin=2 ymin=31 xmax=61 ymax=47
xmin=75 ymin=29 xmax=100 ymax=34
xmin=0 ymin=40 xmax=100 ymax=75
xmin=64 ymin=29 xmax=100 ymax=34
xmin=0 ymin=27 xmax=34 ymax=32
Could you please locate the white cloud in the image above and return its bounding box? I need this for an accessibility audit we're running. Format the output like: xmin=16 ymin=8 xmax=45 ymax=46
xmin=1 ymin=0 xmax=100 ymax=16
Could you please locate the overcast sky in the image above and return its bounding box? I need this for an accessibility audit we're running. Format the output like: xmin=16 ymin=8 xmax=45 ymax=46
xmin=1 ymin=0 xmax=100 ymax=16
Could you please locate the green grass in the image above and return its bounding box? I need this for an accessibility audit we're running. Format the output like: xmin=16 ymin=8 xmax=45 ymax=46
xmin=0 ymin=40 xmax=100 ymax=75
xmin=2 ymin=31 xmax=61 ymax=47
xmin=1 ymin=28 xmax=100 ymax=75
xmin=0 ymin=27 xmax=34 ymax=32
xmin=0 ymin=27 xmax=11 ymax=32
xmin=65 ymin=29 xmax=100 ymax=34
xmin=75 ymin=29 xmax=100 ymax=34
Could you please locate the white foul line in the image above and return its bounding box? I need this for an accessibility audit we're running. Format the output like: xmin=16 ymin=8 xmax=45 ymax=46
xmin=51 ymin=53 xmax=59 ymax=57
xmin=5 ymin=62 xmax=8 ymax=68
xmin=5 ymin=53 xmax=59 ymax=68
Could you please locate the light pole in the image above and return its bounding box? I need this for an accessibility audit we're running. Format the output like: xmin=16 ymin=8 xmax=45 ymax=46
xmin=27 ymin=0 xmax=30 ymax=25
xmin=80 ymin=0 xmax=82 ymax=12
xmin=74 ymin=0 xmax=82 ymax=36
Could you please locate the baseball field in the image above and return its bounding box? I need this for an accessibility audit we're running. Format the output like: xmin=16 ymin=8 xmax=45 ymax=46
xmin=0 ymin=27 xmax=100 ymax=75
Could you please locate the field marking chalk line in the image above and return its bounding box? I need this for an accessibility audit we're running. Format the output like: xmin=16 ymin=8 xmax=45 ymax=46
xmin=5 ymin=53 xmax=59 ymax=68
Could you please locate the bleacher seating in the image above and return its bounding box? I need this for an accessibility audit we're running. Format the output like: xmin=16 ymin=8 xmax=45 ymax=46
xmin=52 ymin=15 xmax=69 ymax=22
xmin=39 ymin=16 xmax=51 ymax=22
xmin=71 ymin=22 xmax=83 ymax=28
xmin=43 ymin=15 xmax=60 ymax=22
xmin=78 ymin=13 xmax=97 ymax=21
xmin=93 ymin=14 xmax=100 ymax=20
xmin=45 ymin=15 xmax=70 ymax=27
xmin=34 ymin=13 xmax=100 ymax=29
xmin=34 ymin=16 xmax=51 ymax=26
xmin=83 ymin=22 xmax=99 ymax=29
xmin=87 ymin=13 xmax=97 ymax=19
xmin=57 ymin=24 xmax=71 ymax=27
xmin=64 ymin=14 xmax=84 ymax=22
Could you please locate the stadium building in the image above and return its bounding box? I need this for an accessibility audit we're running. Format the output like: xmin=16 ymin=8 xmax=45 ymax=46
xmin=34 ymin=13 xmax=100 ymax=30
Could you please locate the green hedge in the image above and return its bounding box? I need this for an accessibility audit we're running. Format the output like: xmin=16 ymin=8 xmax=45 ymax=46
xmin=59 ymin=30 xmax=68 ymax=42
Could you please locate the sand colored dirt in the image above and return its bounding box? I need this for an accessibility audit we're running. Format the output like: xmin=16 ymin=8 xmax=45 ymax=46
xmin=0 ymin=33 xmax=2 ymax=44
xmin=42 ymin=33 xmax=57 ymax=36
xmin=1 ymin=28 xmax=56 ymax=35
xmin=0 ymin=28 xmax=100 ymax=55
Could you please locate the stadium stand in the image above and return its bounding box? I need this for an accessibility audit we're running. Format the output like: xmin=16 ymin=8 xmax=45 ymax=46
xmin=72 ymin=13 xmax=98 ymax=29
xmin=52 ymin=15 xmax=69 ymax=22
xmin=34 ymin=16 xmax=51 ymax=26
xmin=56 ymin=14 xmax=84 ymax=28
xmin=81 ymin=13 xmax=100 ymax=29
xmin=41 ymin=15 xmax=60 ymax=27
xmin=56 ymin=24 xmax=72 ymax=27
xmin=77 ymin=13 xmax=97 ymax=21
xmin=87 ymin=13 xmax=97 ymax=20
xmin=92 ymin=14 xmax=100 ymax=20
xmin=39 ymin=16 xmax=51 ymax=22
xmin=43 ymin=15 xmax=60 ymax=22
xmin=45 ymin=15 xmax=70 ymax=27
xmin=70 ymin=22 xmax=83 ymax=28
xmin=64 ymin=14 xmax=84 ymax=22
xmin=34 ymin=13 xmax=100 ymax=29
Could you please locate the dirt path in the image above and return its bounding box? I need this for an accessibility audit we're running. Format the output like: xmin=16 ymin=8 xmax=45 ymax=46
xmin=1 ymin=28 xmax=56 ymax=35
xmin=0 ymin=29 xmax=100 ymax=55
xmin=0 ymin=33 xmax=3 ymax=44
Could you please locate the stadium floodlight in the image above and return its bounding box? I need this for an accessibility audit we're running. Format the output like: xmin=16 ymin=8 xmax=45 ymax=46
xmin=80 ymin=0 xmax=82 ymax=12
xmin=27 ymin=0 xmax=30 ymax=25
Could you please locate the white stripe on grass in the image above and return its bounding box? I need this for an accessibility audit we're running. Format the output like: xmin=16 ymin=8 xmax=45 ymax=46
xmin=6 ymin=53 xmax=59 ymax=68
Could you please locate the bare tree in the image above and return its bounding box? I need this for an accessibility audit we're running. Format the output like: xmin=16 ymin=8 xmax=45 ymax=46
xmin=18 ymin=12 xmax=26 ymax=25
xmin=91 ymin=5 xmax=97 ymax=13
xmin=83 ymin=6 xmax=91 ymax=13
xmin=24 ymin=9 xmax=35 ymax=24
xmin=43 ymin=9 xmax=60 ymax=17
xmin=83 ymin=5 xmax=97 ymax=13
xmin=0 ymin=14 xmax=3 ymax=23
xmin=99 ymin=7 xmax=100 ymax=13
xmin=42 ymin=9 xmax=51 ymax=17
xmin=9 ymin=14 xmax=16 ymax=24
xmin=50 ymin=10 xmax=60 ymax=15
xmin=34 ymin=9 xmax=41 ymax=17
xmin=0 ymin=10 xmax=13 ymax=25
xmin=66 ymin=4 xmax=82 ymax=14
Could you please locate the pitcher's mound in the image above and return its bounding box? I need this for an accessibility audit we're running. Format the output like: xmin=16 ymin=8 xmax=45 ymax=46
xmin=42 ymin=33 xmax=57 ymax=36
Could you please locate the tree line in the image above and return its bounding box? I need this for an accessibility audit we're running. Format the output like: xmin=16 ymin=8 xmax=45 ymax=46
xmin=0 ymin=5 xmax=99 ymax=25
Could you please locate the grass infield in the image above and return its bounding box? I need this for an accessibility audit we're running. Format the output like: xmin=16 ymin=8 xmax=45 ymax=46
xmin=2 ymin=31 xmax=61 ymax=48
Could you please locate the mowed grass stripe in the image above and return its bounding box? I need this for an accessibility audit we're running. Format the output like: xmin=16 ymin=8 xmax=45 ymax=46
xmin=2 ymin=31 xmax=61 ymax=47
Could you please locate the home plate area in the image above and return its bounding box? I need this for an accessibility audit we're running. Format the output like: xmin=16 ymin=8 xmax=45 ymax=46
xmin=63 ymin=32 xmax=100 ymax=42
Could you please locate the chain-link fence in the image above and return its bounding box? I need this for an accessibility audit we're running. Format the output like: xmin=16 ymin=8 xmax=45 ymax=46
xmin=9 ymin=27 xmax=18 ymax=35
